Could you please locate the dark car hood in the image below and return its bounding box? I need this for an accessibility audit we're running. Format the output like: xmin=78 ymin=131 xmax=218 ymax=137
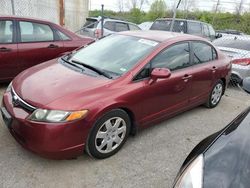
xmin=12 ymin=59 xmax=112 ymax=110
xmin=203 ymin=108 xmax=250 ymax=188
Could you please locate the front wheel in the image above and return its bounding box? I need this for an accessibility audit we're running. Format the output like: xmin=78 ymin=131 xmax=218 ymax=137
xmin=86 ymin=109 xmax=131 ymax=159
xmin=206 ymin=80 xmax=224 ymax=108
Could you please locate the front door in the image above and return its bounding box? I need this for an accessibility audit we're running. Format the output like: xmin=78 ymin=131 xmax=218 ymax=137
xmin=137 ymin=42 xmax=193 ymax=125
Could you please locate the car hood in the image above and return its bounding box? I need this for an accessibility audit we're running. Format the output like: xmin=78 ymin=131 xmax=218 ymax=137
xmin=12 ymin=59 xmax=113 ymax=110
xmin=203 ymin=108 xmax=250 ymax=187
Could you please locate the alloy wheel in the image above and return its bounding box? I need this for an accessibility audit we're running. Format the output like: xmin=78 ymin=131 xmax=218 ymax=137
xmin=211 ymin=83 xmax=223 ymax=105
xmin=95 ymin=117 xmax=127 ymax=154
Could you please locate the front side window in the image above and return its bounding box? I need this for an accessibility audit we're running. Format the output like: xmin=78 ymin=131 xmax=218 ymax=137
xmin=188 ymin=22 xmax=202 ymax=35
xmin=70 ymin=35 xmax=158 ymax=76
xmin=0 ymin=20 xmax=13 ymax=43
xmin=19 ymin=21 xmax=54 ymax=42
xmin=192 ymin=42 xmax=215 ymax=64
xmin=203 ymin=24 xmax=209 ymax=37
xmin=151 ymin=43 xmax=190 ymax=71
xmin=208 ymin=25 xmax=216 ymax=37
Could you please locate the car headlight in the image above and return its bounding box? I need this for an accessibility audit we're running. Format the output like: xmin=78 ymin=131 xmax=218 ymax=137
xmin=28 ymin=109 xmax=88 ymax=123
xmin=6 ymin=82 xmax=12 ymax=92
xmin=174 ymin=155 xmax=204 ymax=188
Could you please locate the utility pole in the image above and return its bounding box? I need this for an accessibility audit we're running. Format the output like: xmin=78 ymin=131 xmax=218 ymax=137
xmin=170 ymin=0 xmax=182 ymax=32
xmin=212 ymin=0 xmax=220 ymax=25
xmin=101 ymin=4 xmax=104 ymax=37
xmin=11 ymin=0 xmax=15 ymax=15
xmin=237 ymin=0 xmax=244 ymax=22
xmin=59 ymin=0 xmax=65 ymax=26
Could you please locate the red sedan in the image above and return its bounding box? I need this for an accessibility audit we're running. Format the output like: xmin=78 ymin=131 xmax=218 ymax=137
xmin=0 ymin=16 xmax=94 ymax=82
xmin=1 ymin=31 xmax=231 ymax=159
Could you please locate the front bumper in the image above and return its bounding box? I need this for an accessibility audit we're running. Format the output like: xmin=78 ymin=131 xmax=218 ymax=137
xmin=1 ymin=91 xmax=91 ymax=159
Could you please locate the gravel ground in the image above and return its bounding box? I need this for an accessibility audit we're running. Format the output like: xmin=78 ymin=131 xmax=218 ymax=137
xmin=0 ymin=84 xmax=249 ymax=188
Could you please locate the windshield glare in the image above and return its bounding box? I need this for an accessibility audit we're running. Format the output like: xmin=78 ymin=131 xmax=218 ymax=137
xmin=70 ymin=35 xmax=158 ymax=76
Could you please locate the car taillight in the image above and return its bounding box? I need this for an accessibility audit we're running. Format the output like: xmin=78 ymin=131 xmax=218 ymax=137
xmin=231 ymin=58 xmax=250 ymax=66
xmin=94 ymin=29 xmax=102 ymax=39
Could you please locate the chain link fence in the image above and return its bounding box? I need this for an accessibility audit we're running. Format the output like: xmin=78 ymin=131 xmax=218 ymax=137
xmin=0 ymin=0 xmax=88 ymax=31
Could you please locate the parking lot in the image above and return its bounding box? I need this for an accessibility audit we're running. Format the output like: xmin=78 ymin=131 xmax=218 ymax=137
xmin=0 ymin=84 xmax=249 ymax=188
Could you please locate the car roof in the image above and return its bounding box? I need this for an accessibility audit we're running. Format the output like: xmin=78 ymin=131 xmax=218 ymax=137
xmin=0 ymin=15 xmax=53 ymax=24
xmin=155 ymin=18 xmax=210 ymax=25
xmin=86 ymin=17 xmax=138 ymax=25
xmin=120 ymin=30 xmax=205 ymax=43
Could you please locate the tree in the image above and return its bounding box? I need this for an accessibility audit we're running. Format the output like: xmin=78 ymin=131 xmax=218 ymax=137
xmin=126 ymin=0 xmax=149 ymax=10
xmin=147 ymin=0 xmax=167 ymax=20
xmin=116 ymin=0 xmax=125 ymax=12
xmin=182 ymin=0 xmax=197 ymax=18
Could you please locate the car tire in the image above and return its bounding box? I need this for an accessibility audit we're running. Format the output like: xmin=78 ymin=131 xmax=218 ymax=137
xmin=86 ymin=109 xmax=131 ymax=159
xmin=205 ymin=80 xmax=224 ymax=108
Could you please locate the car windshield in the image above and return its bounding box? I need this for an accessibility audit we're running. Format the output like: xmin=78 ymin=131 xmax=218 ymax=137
xmin=150 ymin=20 xmax=186 ymax=33
xmin=213 ymin=38 xmax=250 ymax=51
xmin=69 ymin=34 xmax=158 ymax=76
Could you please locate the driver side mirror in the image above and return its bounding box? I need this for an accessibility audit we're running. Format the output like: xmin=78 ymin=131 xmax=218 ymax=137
xmin=149 ymin=68 xmax=171 ymax=84
xmin=242 ymin=77 xmax=250 ymax=94
xmin=216 ymin=33 xmax=222 ymax=39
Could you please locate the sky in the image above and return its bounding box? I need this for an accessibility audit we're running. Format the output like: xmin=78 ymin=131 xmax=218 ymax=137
xmin=90 ymin=0 xmax=250 ymax=13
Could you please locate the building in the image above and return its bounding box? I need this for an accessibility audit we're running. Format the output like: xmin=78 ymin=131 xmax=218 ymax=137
xmin=0 ymin=0 xmax=89 ymax=31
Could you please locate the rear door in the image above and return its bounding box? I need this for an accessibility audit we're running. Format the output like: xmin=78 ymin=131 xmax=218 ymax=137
xmin=188 ymin=41 xmax=218 ymax=104
xmin=17 ymin=20 xmax=64 ymax=71
xmin=0 ymin=19 xmax=19 ymax=81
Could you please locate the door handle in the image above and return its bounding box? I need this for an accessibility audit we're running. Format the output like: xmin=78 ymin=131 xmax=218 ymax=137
xmin=182 ymin=74 xmax=192 ymax=82
xmin=48 ymin=44 xmax=59 ymax=49
xmin=209 ymin=66 xmax=217 ymax=73
xmin=182 ymin=74 xmax=193 ymax=80
xmin=0 ymin=47 xmax=11 ymax=52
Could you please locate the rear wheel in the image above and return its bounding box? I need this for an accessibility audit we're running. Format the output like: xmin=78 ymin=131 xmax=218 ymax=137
xmin=206 ymin=80 xmax=224 ymax=108
xmin=86 ymin=109 xmax=130 ymax=159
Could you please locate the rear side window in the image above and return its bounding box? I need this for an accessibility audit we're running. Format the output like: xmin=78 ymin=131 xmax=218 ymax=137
xmin=115 ymin=22 xmax=129 ymax=32
xmin=151 ymin=43 xmax=190 ymax=71
xmin=57 ymin=30 xmax=71 ymax=41
xmin=150 ymin=20 xmax=186 ymax=33
xmin=192 ymin=42 xmax=216 ymax=64
xmin=19 ymin=21 xmax=54 ymax=42
xmin=129 ymin=24 xmax=140 ymax=30
xmin=104 ymin=21 xmax=115 ymax=31
xmin=0 ymin=20 xmax=13 ymax=43
xmin=188 ymin=22 xmax=202 ymax=35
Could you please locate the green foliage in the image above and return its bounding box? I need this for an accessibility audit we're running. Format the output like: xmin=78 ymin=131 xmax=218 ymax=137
xmin=89 ymin=9 xmax=250 ymax=34
xmin=147 ymin=0 xmax=167 ymax=21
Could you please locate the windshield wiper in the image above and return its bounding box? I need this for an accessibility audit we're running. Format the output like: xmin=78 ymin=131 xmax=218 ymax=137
xmin=71 ymin=60 xmax=112 ymax=79
xmin=61 ymin=57 xmax=85 ymax=72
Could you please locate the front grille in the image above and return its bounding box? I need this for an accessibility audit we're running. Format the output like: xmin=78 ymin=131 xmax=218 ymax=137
xmin=11 ymin=87 xmax=36 ymax=112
